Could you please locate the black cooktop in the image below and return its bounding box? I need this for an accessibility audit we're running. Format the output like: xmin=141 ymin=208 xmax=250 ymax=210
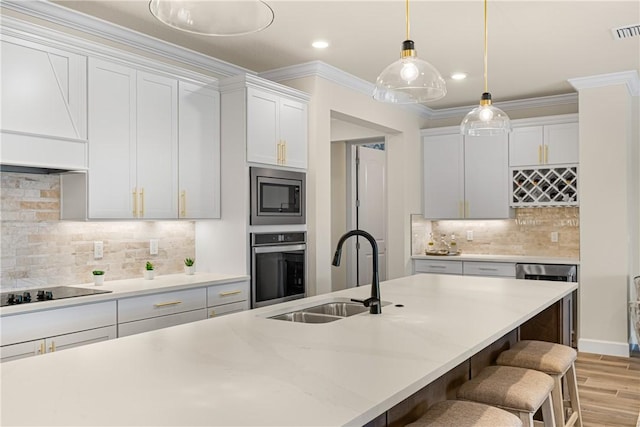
xmin=0 ymin=286 xmax=112 ymax=307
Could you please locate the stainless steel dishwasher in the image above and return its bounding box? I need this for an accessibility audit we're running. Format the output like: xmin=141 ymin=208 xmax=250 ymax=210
xmin=516 ymin=263 xmax=578 ymax=348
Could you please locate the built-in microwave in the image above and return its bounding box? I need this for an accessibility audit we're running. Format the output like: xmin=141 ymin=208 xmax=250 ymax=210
xmin=250 ymin=167 xmax=305 ymax=225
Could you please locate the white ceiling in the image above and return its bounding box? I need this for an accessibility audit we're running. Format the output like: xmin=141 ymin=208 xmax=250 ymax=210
xmin=49 ymin=0 xmax=639 ymax=109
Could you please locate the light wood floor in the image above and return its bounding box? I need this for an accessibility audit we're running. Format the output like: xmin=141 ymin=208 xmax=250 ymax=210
xmin=575 ymin=351 xmax=640 ymax=427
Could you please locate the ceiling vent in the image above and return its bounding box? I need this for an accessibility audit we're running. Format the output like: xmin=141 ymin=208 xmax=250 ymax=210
xmin=611 ymin=24 xmax=640 ymax=40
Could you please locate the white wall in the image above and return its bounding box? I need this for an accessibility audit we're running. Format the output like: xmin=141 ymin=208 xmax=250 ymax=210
xmin=270 ymin=76 xmax=423 ymax=297
xmin=576 ymin=83 xmax=637 ymax=356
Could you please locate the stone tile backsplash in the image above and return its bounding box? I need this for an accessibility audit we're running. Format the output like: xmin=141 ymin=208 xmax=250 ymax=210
xmin=1 ymin=172 xmax=195 ymax=290
xmin=411 ymin=207 xmax=580 ymax=258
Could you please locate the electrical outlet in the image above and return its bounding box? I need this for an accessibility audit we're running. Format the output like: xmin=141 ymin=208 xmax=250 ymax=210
xmin=94 ymin=241 xmax=103 ymax=259
xmin=466 ymin=230 xmax=474 ymax=241
xmin=551 ymin=232 xmax=559 ymax=243
xmin=150 ymin=239 xmax=159 ymax=255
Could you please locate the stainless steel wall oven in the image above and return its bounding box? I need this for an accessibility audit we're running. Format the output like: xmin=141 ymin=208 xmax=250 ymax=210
xmin=250 ymin=167 xmax=305 ymax=225
xmin=251 ymin=232 xmax=306 ymax=308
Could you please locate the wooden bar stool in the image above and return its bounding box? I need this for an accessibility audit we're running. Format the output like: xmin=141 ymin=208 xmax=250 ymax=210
xmin=457 ymin=365 xmax=556 ymax=427
xmin=405 ymin=400 xmax=523 ymax=427
xmin=496 ymin=340 xmax=582 ymax=427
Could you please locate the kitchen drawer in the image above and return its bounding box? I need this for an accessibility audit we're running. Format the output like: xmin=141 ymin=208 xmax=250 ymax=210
xmin=117 ymin=288 xmax=206 ymax=323
xmin=414 ymin=259 xmax=463 ymax=275
xmin=0 ymin=301 xmax=117 ymax=346
xmin=207 ymin=280 xmax=249 ymax=307
xmin=118 ymin=309 xmax=207 ymax=337
xmin=208 ymin=301 xmax=248 ymax=319
xmin=463 ymin=261 xmax=516 ymax=277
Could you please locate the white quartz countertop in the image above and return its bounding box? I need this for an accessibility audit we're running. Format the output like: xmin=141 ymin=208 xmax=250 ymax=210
xmin=0 ymin=273 xmax=249 ymax=316
xmin=412 ymin=253 xmax=580 ymax=265
xmin=0 ymin=274 xmax=577 ymax=426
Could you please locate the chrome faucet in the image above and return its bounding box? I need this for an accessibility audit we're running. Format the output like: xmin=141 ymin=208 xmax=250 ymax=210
xmin=332 ymin=229 xmax=381 ymax=314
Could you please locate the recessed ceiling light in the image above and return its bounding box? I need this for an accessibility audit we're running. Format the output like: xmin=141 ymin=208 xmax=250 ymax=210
xmin=312 ymin=40 xmax=329 ymax=49
xmin=451 ymin=72 xmax=467 ymax=80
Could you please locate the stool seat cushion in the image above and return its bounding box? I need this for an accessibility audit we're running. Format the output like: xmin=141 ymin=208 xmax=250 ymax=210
xmin=496 ymin=340 xmax=577 ymax=374
xmin=406 ymin=400 xmax=523 ymax=427
xmin=457 ymin=366 xmax=554 ymax=412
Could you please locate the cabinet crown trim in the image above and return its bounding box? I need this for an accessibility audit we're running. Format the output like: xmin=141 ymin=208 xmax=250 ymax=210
xmin=219 ymin=74 xmax=310 ymax=102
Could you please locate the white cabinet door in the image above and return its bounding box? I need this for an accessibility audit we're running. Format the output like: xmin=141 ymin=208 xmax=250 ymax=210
xmin=247 ymin=87 xmax=279 ymax=165
xmin=1 ymin=340 xmax=44 ymax=363
xmin=464 ymin=134 xmax=510 ymax=219
xmin=509 ymin=126 xmax=544 ymax=167
xmin=509 ymin=122 xmax=578 ymax=166
xmin=413 ymin=259 xmax=463 ymax=275
xmin=178 ymin=82 xmax=221 ymax=219
xmin=545 ymin=122 xmax=578 ymax=164
xmin=87 ymin=58 xmax=137 ymax=218
xmin=279 ymin=98 xmax=307 ymax=169
xmin=136 ymin=71 xmax=178 ymax=219
xmin=1 ymin=35 xmax=87 ymax=141
xmin=46 ymin=325 xmax=117 ymax=353
xmin=423 ymin=134 xmax=464 ymax=219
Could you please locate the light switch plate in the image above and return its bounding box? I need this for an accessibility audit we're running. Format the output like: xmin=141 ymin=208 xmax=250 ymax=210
xmin=466 ymin=230 xmax=473 ymax=241
xmin=150 ymin=239 xmax=159 ymax=255
xmin=94 ymin=241 xmax=103 ymax=259
xmin=551 ymin=232 xmax=559 ymax=243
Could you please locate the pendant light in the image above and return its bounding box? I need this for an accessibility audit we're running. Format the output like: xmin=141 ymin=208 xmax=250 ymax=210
xmin=149 ymin=0 xmax=274 ymax=37
xmin=373 ymin=0 xmax=446 ymax=104
xmin=460 ymin=0 xmax=511 ymax=136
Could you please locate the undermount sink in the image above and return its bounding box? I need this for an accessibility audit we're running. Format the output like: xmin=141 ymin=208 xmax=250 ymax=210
xmin=267 ymin=300 xmax=391 ymax=323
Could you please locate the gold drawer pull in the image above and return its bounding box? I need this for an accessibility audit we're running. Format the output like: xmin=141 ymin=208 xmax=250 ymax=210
xmin=49 ymin=341 xmax=56 ymax=352
xmin=220 ymin=290 xmax=241 ymax=297
xmin=39 ymin=342 xmax=45 ymax=355
xmin=209 ymin=310 xmax=216 ymax=318
xmin=153 ymin=301 xmax=182 ymax=308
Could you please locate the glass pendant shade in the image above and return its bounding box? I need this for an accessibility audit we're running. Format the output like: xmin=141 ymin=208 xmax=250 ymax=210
xmin=149 ymin=0 xmax=274 ymax=36
xmin=460 ymin=93 xmax=511 ymax=136
xmin=373 ymin=41 xmax=446 ymax=103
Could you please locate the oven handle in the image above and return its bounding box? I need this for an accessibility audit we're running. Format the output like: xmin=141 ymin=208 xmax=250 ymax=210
xmin=254 ymin=244 xmax=306 ymax=254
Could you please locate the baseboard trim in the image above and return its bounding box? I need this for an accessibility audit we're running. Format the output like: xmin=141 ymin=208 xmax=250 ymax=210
xmin=578 ymin=338 xmax=630 ymax=357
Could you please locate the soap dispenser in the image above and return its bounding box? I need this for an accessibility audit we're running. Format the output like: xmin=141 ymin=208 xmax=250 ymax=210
xmin=449 ymin=233 xmax=458 ymax=255
xmin=426 ymin=233 xmax=435 ymax=254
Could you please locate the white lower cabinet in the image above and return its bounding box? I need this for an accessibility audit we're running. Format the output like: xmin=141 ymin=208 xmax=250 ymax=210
xmin=413 ymin=259 xmax=516 ymax=278
xmin=0 ymin=301 xmax=117 ymax=362
xmin=207 ymin=280 xmax=250 ymax=318
xmin=1 ymin=326 xmax=117 ymax=363
xmin=117 ymin=288 xmax=207 ymax=337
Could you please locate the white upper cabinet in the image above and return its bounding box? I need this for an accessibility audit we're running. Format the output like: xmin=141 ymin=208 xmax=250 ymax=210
xmin=423 ymin=129 xmax=510 ymax=220
xmin=509 ymin=121 xmax=578 ymax=167
xmin=62 ymin=58 xmax=219 ymax=220
xmin=178 ymin=82 xmax=221 ymax=219
xmin=246 ymin=86 xmax=308 ymax=169
xmin=0 ymin=35 xmax=87 ymax=169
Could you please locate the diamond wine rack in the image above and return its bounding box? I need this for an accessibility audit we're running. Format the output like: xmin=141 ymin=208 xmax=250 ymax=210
xmin=511 ymin=166 xmax=579 ymax=207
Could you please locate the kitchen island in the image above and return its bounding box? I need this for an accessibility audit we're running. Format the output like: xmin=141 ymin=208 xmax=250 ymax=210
xmin=0 ymin=274 xmax=577 ymax=426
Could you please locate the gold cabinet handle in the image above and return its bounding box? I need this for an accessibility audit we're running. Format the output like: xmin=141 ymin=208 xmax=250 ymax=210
xmin=220 ymin=290 xmax=241 ymax=297
xmin=276 ymin=141 xmax=281 ymax=164
xmin=133 ymin=189 xmax=138 ymax=218
xmin=209 ymin=310 xmax=216 ymax=318
xmin=153 ymin=301 xmax=182 ymax=308
xmin=39 ymin=342 xmax=45 ymax=355
xmin=544 ymin=145 xmax=549 ymax=164
xmin=49 ymin=341 xmax=56 ymax=352
xmin=139 ymin=187 xmax=145 ymax=217
xmin=180 ymin=190 xmax=187 ymax=218
xmin=538 ymin=145 xmax=542 ymax=164
xmin=283 ymin=140 xmax=287 ymax=164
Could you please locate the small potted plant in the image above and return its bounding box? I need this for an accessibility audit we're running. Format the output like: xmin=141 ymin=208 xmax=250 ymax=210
xmin=184 ymin=257 xmax=195 ymax=275
xmin=92 ymin=270 xmax=105 ymax=286
xmin=144 ymin=261 xmax=155 ymax=280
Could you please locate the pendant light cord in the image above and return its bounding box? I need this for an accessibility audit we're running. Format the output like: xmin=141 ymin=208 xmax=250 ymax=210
xmin=484 ymin=0 xmax=488 ymax=93
xmin=406 ymin=0 xmax=410 ymax=40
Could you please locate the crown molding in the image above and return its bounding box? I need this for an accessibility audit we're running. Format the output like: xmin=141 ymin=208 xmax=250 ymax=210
xmin=429 ymin=93 xmax=579 ymax=120
xmin=219 ymin=74 xmax=310 ymax=101
xmin=1 ymin=0 xmax=250 ymax=78
xmin=259 ymin=61 xmax=433 ymax=118
xmin=568 ymin=70 xmax=640 ymax=96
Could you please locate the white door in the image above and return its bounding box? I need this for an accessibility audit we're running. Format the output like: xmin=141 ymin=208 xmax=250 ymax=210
xmin=246 ymin=87 xmax=278 ymax=165
xmin=279 ymin=98 xmax=307 ymax=168
xmin=347 ymin=143 xmax=387 ymax=287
